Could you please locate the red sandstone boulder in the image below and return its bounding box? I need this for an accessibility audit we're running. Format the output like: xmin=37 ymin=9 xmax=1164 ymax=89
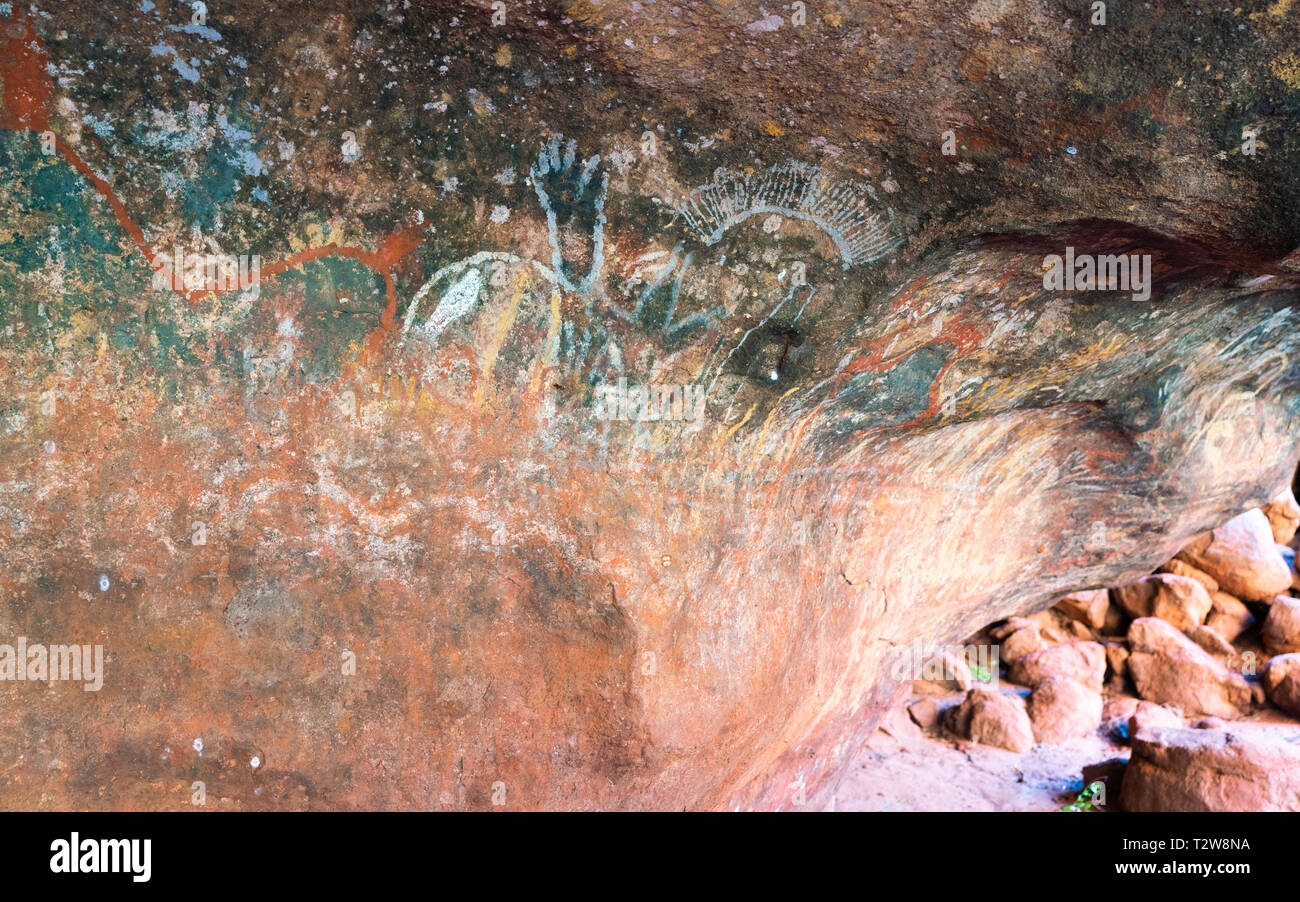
xmin=1121 ymin=727 xmax=1300 ymax=811
xmin=1126 ymin=618 xmax=1252 ymax=719
xmin=1027 ymin=676 xmax=1102 ymax=744
xmin=1176 ymin=510 xmax=1293 ymax=602
xmin=1263 ymin=654 xmax=1300 ymax=718
xmin=1127 ymin=700 xmax=1183 ymax=738
xmin=1112 ymin=574 xmax=1212 ymax=630
xmin=1157 ymin=558 xmax=1219 ymax=594
xmin=943 ymin=689 xmax=1034 ymax=753
xmin=1027 ymin=608 xmax=1093 ymax=642
xmin=1184 ymin=624 xmax=1235 ymax=658
xmin=912 ymin=647 xmax=975 ymax=695
xmin=906 ymin=697 xmax=941 ymax=730
xmin=1104 ymin=641 xmax=1129 ymax=681
xmin=1262 ymin=596 xmax=1300 ymax=655
xmin=1104 ymin=696 xmax=1141 ymax=722
xmin=1263 ymin=490 xmax=1300 ymax=545
xmin=1054 ymin=589 xmax=1110 ymax=630
xmin=999 ymin=625 xmax=1046 ymax=662
xmin=1205 ymin=591 xmax=1255 ymax=643
xmin=990 ymin=617 xmax=1033 ymax=640
xmin=1006 ymin=641 xmax=1106 ymax=693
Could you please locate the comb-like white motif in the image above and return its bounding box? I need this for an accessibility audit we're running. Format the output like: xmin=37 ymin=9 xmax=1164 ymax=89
xmin=679 ymin=161 xmax=903 ymax=269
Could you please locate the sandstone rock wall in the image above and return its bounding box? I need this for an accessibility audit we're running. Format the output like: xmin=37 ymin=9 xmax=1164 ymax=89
xmin=1 ymin=1 xmax=1300 ymax=809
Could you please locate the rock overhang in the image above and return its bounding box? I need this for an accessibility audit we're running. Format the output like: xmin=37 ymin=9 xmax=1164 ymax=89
xmin=1 ymin=0 xmax=1300 ymax=810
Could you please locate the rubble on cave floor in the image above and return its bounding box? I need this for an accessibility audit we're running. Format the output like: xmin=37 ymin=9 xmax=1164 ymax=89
xmin=832 ymin=487 xmax=1300 ymax=812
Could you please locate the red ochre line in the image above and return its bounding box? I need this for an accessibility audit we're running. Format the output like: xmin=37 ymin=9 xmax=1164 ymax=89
xmin=52 ymin=129 xmax=424 ymax=334
xmin=53 ymin=134 xmax=159 ymax=268
xmin=1 ymin=11 xmax=424 ymax=345
xmin=0 ymin=12 xmax=51 ymax=133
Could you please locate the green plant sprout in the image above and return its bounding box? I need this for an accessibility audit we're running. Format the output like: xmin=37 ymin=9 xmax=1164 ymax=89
xmin=1062 ymin=781 xmax=1105 ymax=812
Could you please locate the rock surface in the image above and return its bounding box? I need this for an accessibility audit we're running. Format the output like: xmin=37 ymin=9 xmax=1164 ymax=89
xmin=907 ymin=698 xmax=941 ymax=730
xmin=1113 ymin=574 xmax=1212 ymax=630
xmin=1184 ymin=624 xmax=1235 ymax=658
xmin=1264 ymin=490 xmax=1300 ymax=545
xmin=1176 ymin=510 xmax=1294 ymax=602
xmin=1206 ymin=591 xmax=1256 ymax=643
xmin=1054 ymin=590 xmax=1110 ymax=630
xmin=1028 ymin=609 xmax=1093 ymax=643
xmin=913 ymin=649 xmax=976 ymax=695
xmin=1007 ymin=642 xmax=1107 ymax=694
xmin=1264 ymin=654 xmax=1300 ymax=718
xmin=1121 ymin=727 xmax=1300 ymax=812
xmin=841 ymin=494 xmax=1300 ymax=811
xmin=1128 ymin=700 xmax=1184 ymax=736
xmin=1000 ymin=626 xmax=1046 ymax=663
xmin=1126 ymin=618 xmax=1253 ymax=719
xmin=1158 ymin=559 xmax=1219 ymax=594
xmin=1028 ymin=677 xmax=1103 ymax=745
xmin=1104 ymin=642 xmax=1130 ymax=681
xmin=3 ymin=1 xmax=1300 ymax=811
xmin=1081 ymin=759 xmax=1126 ymax=807
xmin=1263 ymin=596 xmax=1300 ymax=655
xmin=944 ymin=689 xmax=1034 ymax=754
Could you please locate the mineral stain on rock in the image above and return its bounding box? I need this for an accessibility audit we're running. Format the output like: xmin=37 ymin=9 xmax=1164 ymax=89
xmin=0 ymin=1 xmax=1299 ymax=810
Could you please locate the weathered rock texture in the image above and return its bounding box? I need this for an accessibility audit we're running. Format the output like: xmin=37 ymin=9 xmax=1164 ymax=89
xmin=1113 ymin=574 xmax=1212 ymax=631
xmin=1176 ymin=510 xmax=1294 ymax=602
xmin=1264 ymin=654 xmax=1300 ymax=718
xmin=1127 ymin=618 xmax=1253 ymax=719
xmin=944 ymin=688 xmax=1034 ymax=753
xmin=2 ymin=1 xmax=1300 ymax=810
xmin=1263 ymin=596 xmax=1300 ymax=655
xmin=1027 ymin=676 xmax=1101 ymax=744
xmin=1122 ymin=727 xmax=1300 ymax=812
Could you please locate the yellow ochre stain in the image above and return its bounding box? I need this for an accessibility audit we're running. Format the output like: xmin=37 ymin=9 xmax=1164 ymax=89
xmin=1271 ymin=53 xmax=1300 ymax=90
xmin=530 ymin=289 xmax=563 ymax=392
xmin=724 ymin=403 xmax=758 ymax=444
xmin=745 ymin=387 xmax=800 ymax=474
xmin=477 ymin=270 xmax=529 ymax=405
